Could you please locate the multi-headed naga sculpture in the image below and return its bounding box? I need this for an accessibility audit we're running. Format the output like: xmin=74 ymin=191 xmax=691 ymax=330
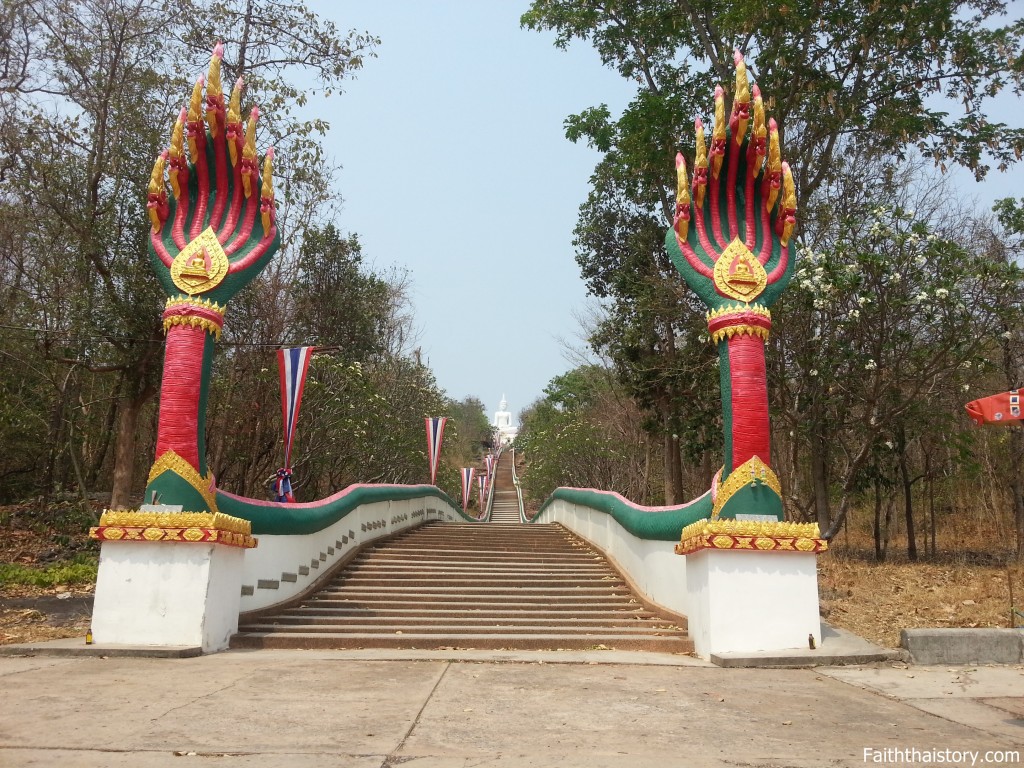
xmin=666 ymin=52 xmax=796 ymax=520
xmin=143 ymin=44 xmax=280 ymax=514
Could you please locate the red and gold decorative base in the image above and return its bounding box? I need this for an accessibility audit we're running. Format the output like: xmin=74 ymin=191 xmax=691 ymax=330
xmin=89 ymin=510 xmax=256 ymax=549
xmin=676 ymin=519 xmax=826 ymax=556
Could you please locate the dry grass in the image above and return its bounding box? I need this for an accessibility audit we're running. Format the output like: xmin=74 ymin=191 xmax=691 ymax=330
xmin=818 ymin=511 xmax=1023 ymax=648
xmin=819 ymin=555 xmax=1022 ymax=647
xmin=0 ymin=585 xmax=93 ymax=645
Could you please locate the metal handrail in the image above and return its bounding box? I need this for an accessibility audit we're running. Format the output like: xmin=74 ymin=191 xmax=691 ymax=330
xmin=510 ymin=447 xmax=526 ymax=523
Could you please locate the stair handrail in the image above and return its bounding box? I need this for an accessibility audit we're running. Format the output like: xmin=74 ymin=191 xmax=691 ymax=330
xmin=483 ymin=450 xmax=497 ymax=522
xmin=510 ymin=446 xmax=526 ymax=523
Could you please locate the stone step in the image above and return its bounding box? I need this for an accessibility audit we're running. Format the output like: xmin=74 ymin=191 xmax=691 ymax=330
xmin=232 ymin=480 xmax=692 ymax=655
xmin=301 ymin=596 xmax=643 ymax=609
xmin=230 ymin=632 xmax=694 ymax=653
xmin=256 ymin=618 xmax=675 ymax=631
xmin=363 ymin=547 xmax=597 ymax=560
xmin=333 ymin=575 xmax=624 ymax=587
xmin=315 ymin=584 xmax=631 ymax=595
xmin=343 ymin=564 xmax=611 ymax=575
xmin=276 ymin=606 xmax=662 ymax=620
xmin=238 ymin=622 xmax=684 ymax=637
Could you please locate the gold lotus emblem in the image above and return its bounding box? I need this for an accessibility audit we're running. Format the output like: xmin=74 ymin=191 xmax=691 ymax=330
xmin=713 ymin=238 xmax=767 ymax=301
xmin=171 ymin=228 xmax=229 ymax=295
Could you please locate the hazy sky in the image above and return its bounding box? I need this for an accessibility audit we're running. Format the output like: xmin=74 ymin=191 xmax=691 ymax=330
xmin=301 ymin=1 xmax=1017 ymax=426
xmin=301 ymin=1 xmax=634 ymax=426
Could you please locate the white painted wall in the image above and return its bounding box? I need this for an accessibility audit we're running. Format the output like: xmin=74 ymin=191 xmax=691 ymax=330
xmin=687 ymin=548 xmax=821 ymax=656
xmin=91 ymin=540 xmax=244 ymax=652
xmin=90 ymin=492 xmax=465 ymax=652
xmin=535 ymin=498 xmax=823 ymax=659
xmin=240 ymin=495 xmax=464 ymax=612
xmin=534 ymin=499 xmax=689 ymax=617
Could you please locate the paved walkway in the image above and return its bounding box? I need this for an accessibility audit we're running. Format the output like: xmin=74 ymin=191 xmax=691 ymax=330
xmin=1 ymin=648 xmax=1021 ymax=767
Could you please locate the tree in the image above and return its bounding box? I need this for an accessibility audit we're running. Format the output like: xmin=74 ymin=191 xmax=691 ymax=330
xmin=523 ymin=0 xmax=1024 ymax=520
xmin=516 ymin=364 xmax=660 ymax=504
xmin=290 ymin=224 xmax=391 ymax=359
xmin=779 ymin=173 xmax=1021 ymax=541
xmin=0 ymin=0 xmax=377 ymax=509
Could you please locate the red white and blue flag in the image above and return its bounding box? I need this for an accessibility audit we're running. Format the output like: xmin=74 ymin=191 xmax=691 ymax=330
xmin=425 ymin=416 xmax=447 ymax=485
xmin=461 ymin=467 xmax=475 ymax=511
xmin=276 ymin=346 xmax=315 ymax=502
xmin=477 ymin=473 xmax=487 ymax=511
xmin=484 ymin=453 xmax=494 ymax=478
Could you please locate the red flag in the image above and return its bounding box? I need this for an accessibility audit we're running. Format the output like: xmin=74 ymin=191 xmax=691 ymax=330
xmin=965 ymin=389 xmax=1022 ymax=425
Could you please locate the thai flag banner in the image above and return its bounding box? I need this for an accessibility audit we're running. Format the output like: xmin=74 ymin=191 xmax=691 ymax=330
xmin=477 ymin=473 xmax=487 ymax=510
xmin=425 ymin=417 xmax=447 ymax=485
xmin=276 ymin=346 xmax=315 ymax=501
xmin=461 ymin=467 xmax=475 ymax=510
xmin=484 ymin=453 xmax=494 ymax=478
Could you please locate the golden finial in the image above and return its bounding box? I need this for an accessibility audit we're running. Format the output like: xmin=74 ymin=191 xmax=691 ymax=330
xmin=147 ymin=151 xmax=168 ymax=232
xmin=675 ymin=152 xmax=691 ymax=241
xmin=148 ymin=152 xmax=166 ymax=197
xmin=226 ymin=77 xmax=243 ymax=167
xmin=732 ymin=50 xmax=750 ymax=146
xmin=780 ymin=162 xmax=797 ymax=246
xmin=241 ymin=106 xmax=259 ymax=199
xmin=749 ymin=84 xmax=767 ymax=177
xmin=693 ymin=117 xmax=709 ymax=209
xmin=260 ymin=147 xmax=275 ymax=236
xmin=205 ymin=43 xmax=225 ymax=139
xmin=186 ymin=75 xmax=205 ymax=163
xmin=168 ymin=107 xmax=187 ymax=200
xmin=711 ymin=85 xmax=727 ymax=179
xmin=765 ymin=118 xmax=782 ymax=212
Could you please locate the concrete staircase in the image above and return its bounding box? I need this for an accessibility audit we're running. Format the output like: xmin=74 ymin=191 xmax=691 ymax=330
xmin=231 ymin=522 xmax=692 ymax=653
xmin=489 ymin=451 xmax=521 ymax=523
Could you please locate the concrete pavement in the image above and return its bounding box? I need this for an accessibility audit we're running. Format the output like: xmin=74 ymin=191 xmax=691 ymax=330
xmin=1 ymin=648 xmax=1021 ymax=767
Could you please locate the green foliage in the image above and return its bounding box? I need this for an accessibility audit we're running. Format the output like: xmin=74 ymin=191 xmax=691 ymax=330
xmin=291 ymin=224 xmax=391 ymax=359
xmin=0 ymin=0 xmax=391 ymax=508
xmin=445 ymin=397 xmax=493 ymax=469
xmin=517 ymin=365 xmax=662 ymax=505
xmin=0 ymin=555 xmax=98 ymax=588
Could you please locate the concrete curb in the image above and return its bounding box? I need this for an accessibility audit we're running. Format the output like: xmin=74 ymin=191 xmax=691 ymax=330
xmin=0 ymin=637 xmax=202 ymax=658
xmin=901 ymin=628 xmax=1024 ymax=665
xmin=710 ymin=622 xmax=904 ymax=668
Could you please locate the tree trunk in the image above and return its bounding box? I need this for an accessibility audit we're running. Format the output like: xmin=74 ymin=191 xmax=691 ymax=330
xmin=662 ymin=425 xmax=678 ymax=505
xmin=109 ymin=383 xmax=156 ymax=509
xmin=88 ymin=374 xmax=124 ymax=485
xmin=897 ymin=427 xmax=918 ymax=561
xmin=873 ymin=477 xmax=884 ymax=561
xmin=810 ymin=420 xmax=831 ymax=532
xmin=1000 ymin=329 xmax=1024 ymax=559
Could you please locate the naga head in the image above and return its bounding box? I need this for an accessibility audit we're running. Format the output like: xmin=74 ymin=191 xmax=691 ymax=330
xmin=146 ymin=43 xmax=280 ymax=317
xmin=666 ymin=51 xmax=797 ymax=322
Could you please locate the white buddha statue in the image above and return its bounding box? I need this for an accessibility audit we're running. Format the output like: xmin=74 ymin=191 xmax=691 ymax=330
xmin=494 ymin=394 xmax=518 ymax=445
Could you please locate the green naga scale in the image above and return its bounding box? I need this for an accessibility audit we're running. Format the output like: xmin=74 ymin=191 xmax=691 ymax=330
xmin=143 ymin=43 xmax=280 ymax=513
xmin=666 ymin=51 xmax=797 ymax=521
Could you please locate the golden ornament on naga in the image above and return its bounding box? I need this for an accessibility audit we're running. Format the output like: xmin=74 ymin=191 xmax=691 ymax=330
xmin=713 ymin=238 xmax=767 ymax=301
xmin=170 ymin=228 xmax=229 ymax=295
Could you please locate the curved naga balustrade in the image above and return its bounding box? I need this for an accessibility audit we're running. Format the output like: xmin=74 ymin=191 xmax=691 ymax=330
xmin=142 ymin=45 xmax=468 ymax=534
xmin=536 ymin=51 xmax=796 ymax=534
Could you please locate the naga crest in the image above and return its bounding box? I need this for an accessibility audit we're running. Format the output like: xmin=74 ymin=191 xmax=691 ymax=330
xmin=666 ymin=50 xmax=797 ymax=316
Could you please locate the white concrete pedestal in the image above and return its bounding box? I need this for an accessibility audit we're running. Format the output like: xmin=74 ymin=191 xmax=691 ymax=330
xmin=686 ymin=548 xmax=821 ymax=658
xmin=91 ymin=540 xmax=245 ymax=652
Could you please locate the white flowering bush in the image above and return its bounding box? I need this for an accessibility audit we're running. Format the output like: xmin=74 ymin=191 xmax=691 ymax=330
xmin=774 ymin=193 xmax=1024 ymax=541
